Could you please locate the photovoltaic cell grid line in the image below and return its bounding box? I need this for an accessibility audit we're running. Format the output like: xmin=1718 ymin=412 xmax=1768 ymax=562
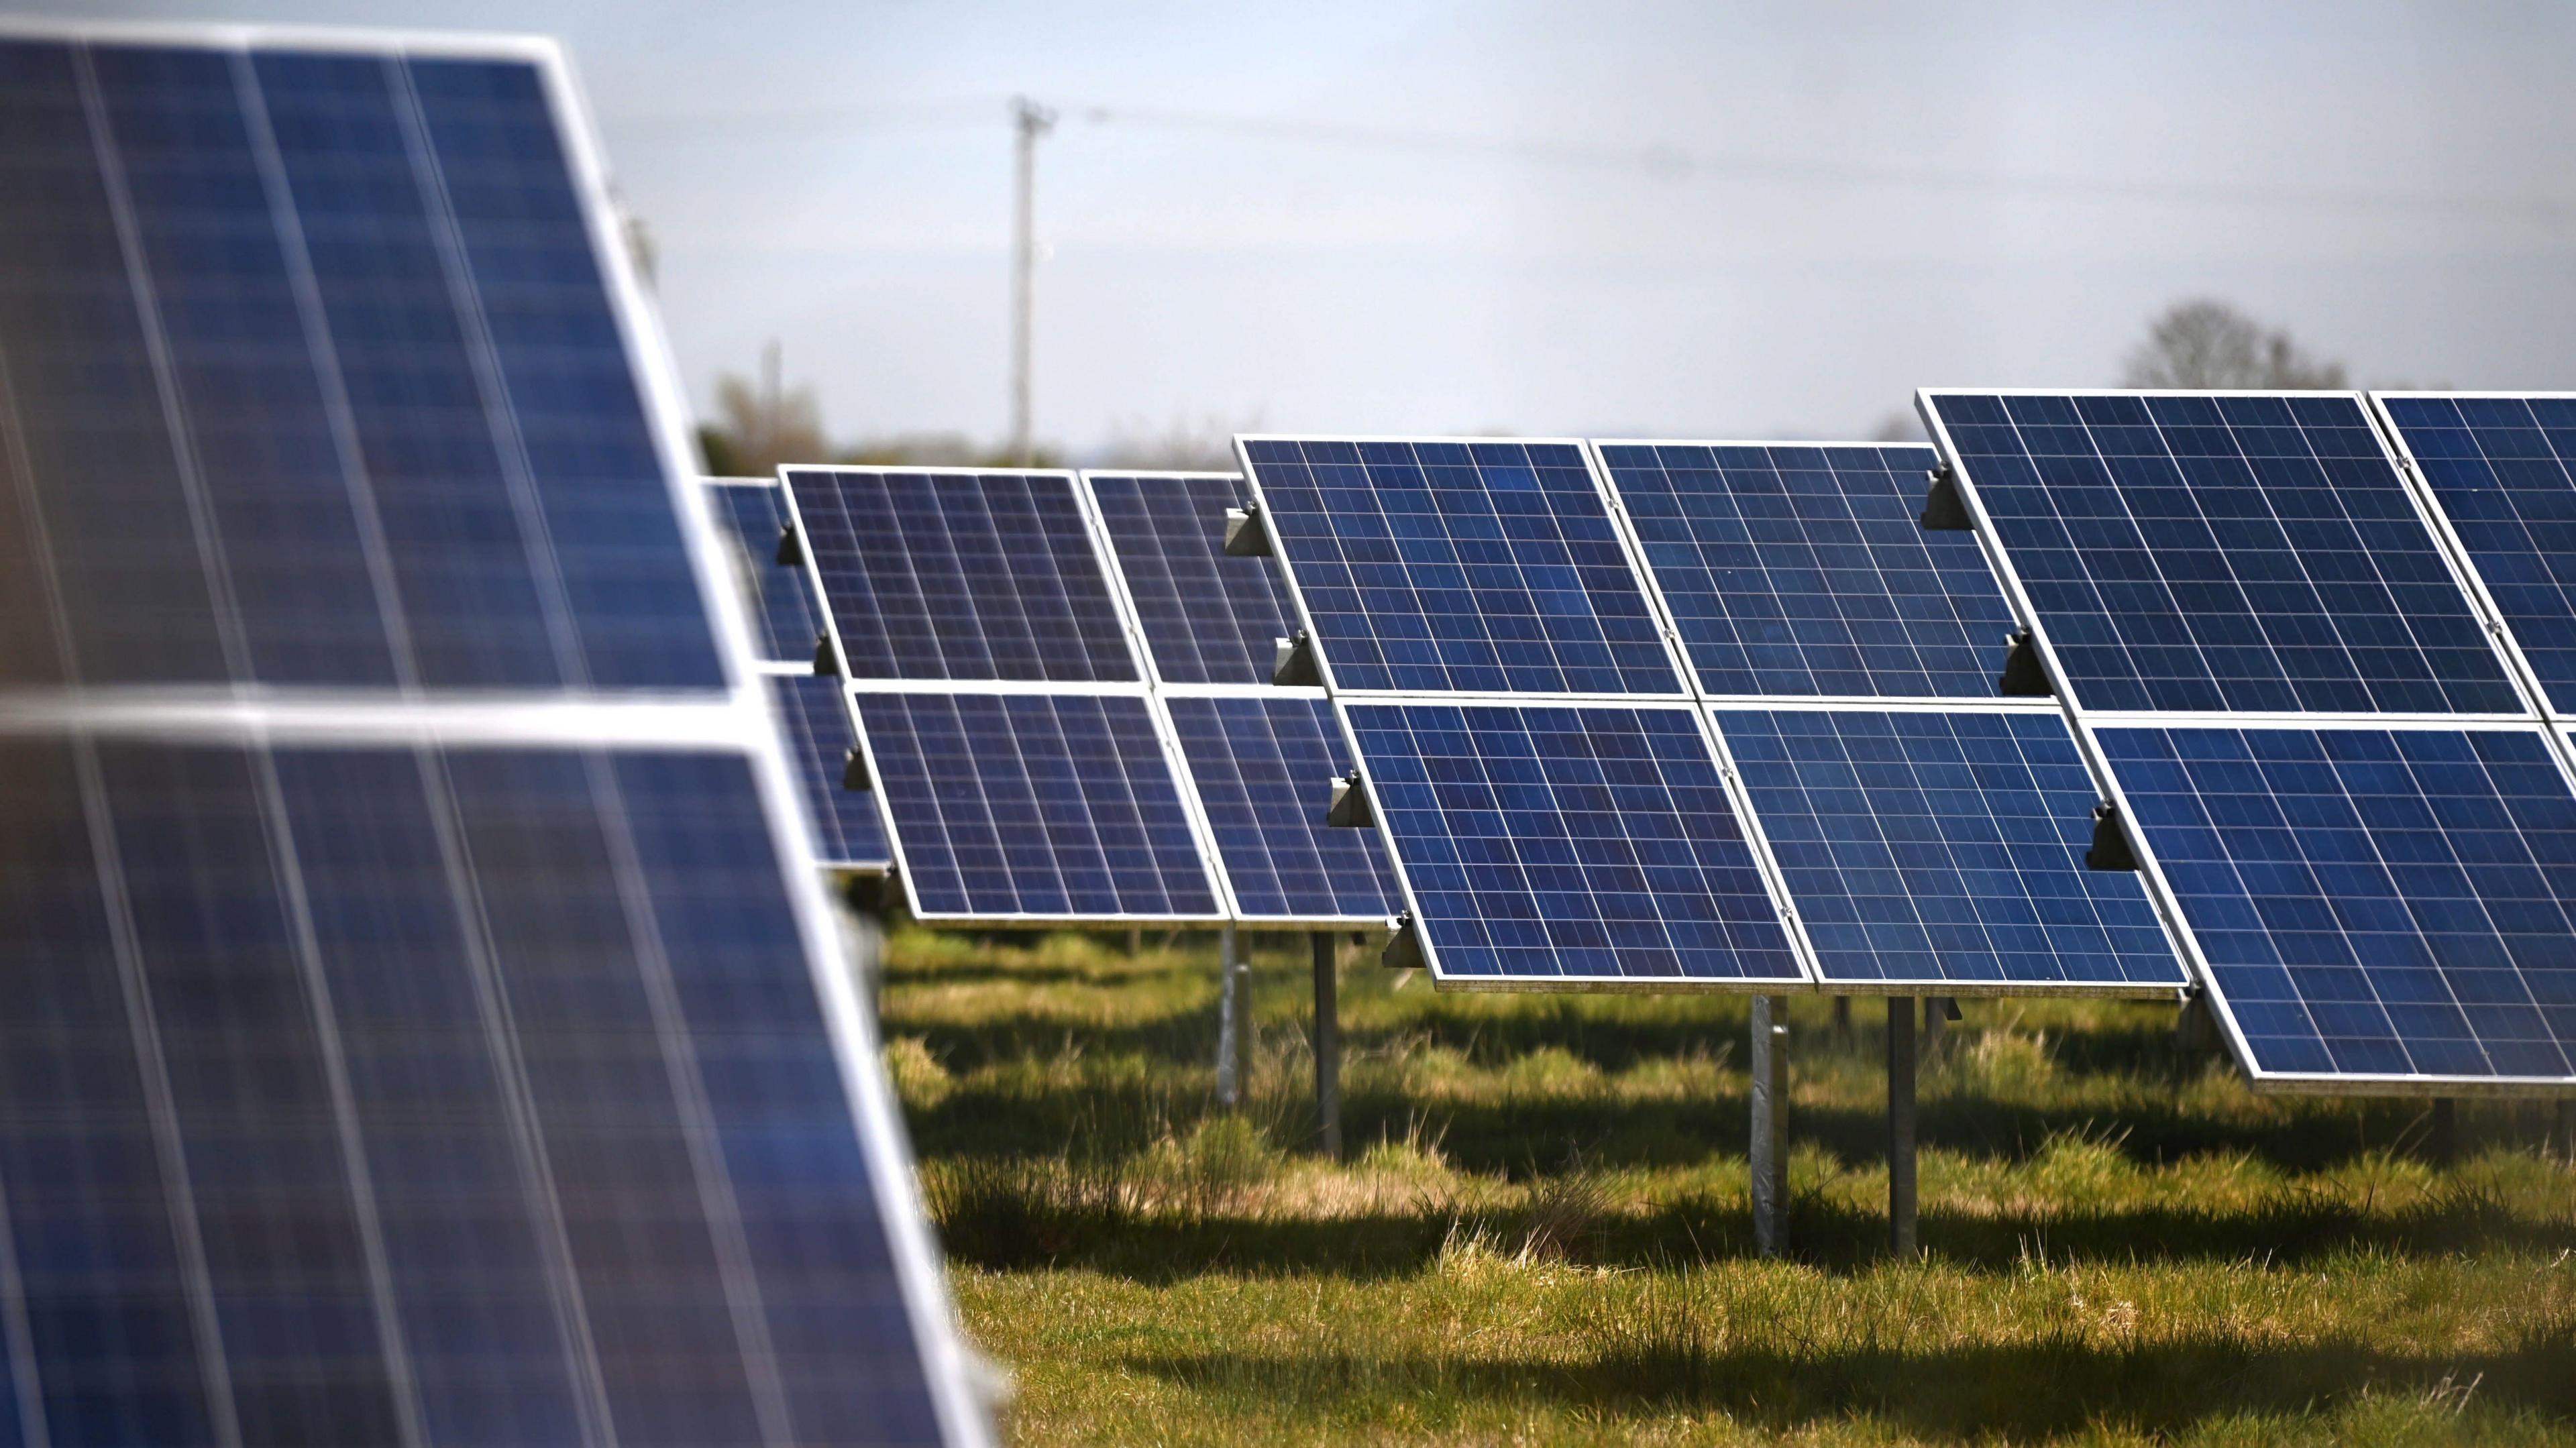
xmin=1343 ymin=702 xmax=1801 ymax=983
xmin=0 ymin=740 xmax=953 ymax=1446
xmin=1597 ymin=442 xmax=2017 ymax=700
xmin=1084 ymin=471 xmax=1287 ymax=686
xmin=1165 ymin=694 xmax=1399 ymax=922
xmin=712 ymin=481 xmax=828 ymax=665
xmin=1240 ymin=438 xmax=1682 ymax=695
xmin=767 ymin=675 xmax=892 ymax=871
xmin=783 ymin=467 xmax=1138 ymax=683
xmin=1921 ymin=392 xmax=2522 ymax=716
xmin=856 ymin=691 xmax=1222 ymax=920
xmin=2098 ymin=725 xmax=2576 ymax=1083
xmin=0 ymin=37 xmax=725 ymax=692
xmin=1717 ymin=708 xmax=2184 ymax=990
xmin=2376 ymin=395 xmax=2576 ymax=718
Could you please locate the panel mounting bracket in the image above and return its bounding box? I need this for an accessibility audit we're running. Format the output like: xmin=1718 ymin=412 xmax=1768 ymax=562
xmin=1998 ymin=628 xmax=2050 ymax=698
xmin=775 ymin=522 xmax=804 ymax=567
xmin=1273 ymin=628 xmax=1322 ymax=687
xmin=2086 ymin=802 xmax=2137 ymax=871
xmin=1919 ymin=463 xmax=1972 ymax=531
xmin=1223 ymin=502 xmax=1273 ymax=557
xmin=841 ymin=746 xmax=871 ymax=793
xmin=812 ymin=633 xmax=841 ymax=677
xmin=1382 ymin=912 xmax=1425 ymax=970
xmin=1326 ymin=769 xmax=1373 ymax=829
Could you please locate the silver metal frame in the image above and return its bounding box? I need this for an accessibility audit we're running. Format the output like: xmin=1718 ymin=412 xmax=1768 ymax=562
xmin=1585 ymin=436 xmax=2190 ymax=1002
xmin=0 ymin=22 xmax=994 ymax=1445
xmin=1918 ymin=388 xmax=2576 ymax=1095
xmin=775 ymin=465 xmax=1230 ymax=927
xmin=1075 ymin=468 xmax=1393 ymax=928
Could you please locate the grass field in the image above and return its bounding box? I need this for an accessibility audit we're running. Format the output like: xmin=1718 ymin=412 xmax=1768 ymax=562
xmin=875 ymin=925 xmax=2576 ymax=1446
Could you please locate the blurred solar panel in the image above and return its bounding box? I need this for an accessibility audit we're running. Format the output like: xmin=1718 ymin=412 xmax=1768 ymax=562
xmin=1240 ymin=437 xmax=1682 ymax=695
xmin=2097 ymin=724 xmax=2576 ymax=1085
xmin=1084 ymin=471 xmax=1287 ymax=685
xmin=1717 ymin=708 xmax=2182 ymax=990
xmin=0 ymin=25 xmax=980 ymax=1447
xmin=1342 ymin=701 xmax=1799 ymax=983
xmin=767 ymin=675 xmax=892 ymax=871
xmin=1166 ymin=693 xmax=1398 ymax=923
xmin=1919 ymin=392 xmax=2520 ymax=715
xmin=711 ymin=479 xmax=828 ymax=665
xmin=782 ymin=467 xmax=1137 ymax=683
xmin=2375 ymin=394 xmax=2576 ymax=717
xmin=1598 ymin=442 xmax=2015 ymax=699
xmin=856 ymin=691 xmax=1222 ymax=920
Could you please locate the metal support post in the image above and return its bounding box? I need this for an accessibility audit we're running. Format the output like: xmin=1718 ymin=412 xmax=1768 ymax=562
xmin=2555 ymin=1099 xmax=2576 ymax=1166
xmin=1921 ymin=994 xmax=1947 ymax=1056
xmin=1311 ymin=932 xmax=1341 ymax=1158
xmin=1215 ymin=926 xmax=1242 ymax=1107
xmin=1888 ymin=997 xmax=1917 ymax=1258
xmin=1750 ymin=996 xmax=1790 ymax=1258
xmin=2429 ymin=1097 xmax=2457 ymax=1168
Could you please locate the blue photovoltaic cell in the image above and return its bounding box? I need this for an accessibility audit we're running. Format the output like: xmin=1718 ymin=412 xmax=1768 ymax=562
xmin=0 ymin=38 xmax=724 ymax=691
xmin=1925 ymin=393 xmax=2519 ymax=715
xmin=714 ymin=482 xmax=828 ymax=664
xmin=768 ymin=675 xmax=892 ymax=869
xmin=2098 ymin=724 xmax=2576 ymax=1080
xmin=1344 ymin=702 xmax=1799 ymax=981
xmin=0 ymin=738 xmax=950 ymax=1446
xmin=1599 ymin=443 xmax=2016 ymax=699
xmin=1166 ymin=694 xmax=1398 ymax=921
xmin=786 ymin=467 xmax=1136 ymax=683
xmin=1242 ymin=439 xmax=1680 ymax=694
xmin=857 ymin=691 xmax=1218 ymax=917
xmin=1086 ymin=472 xmax=1287 ymax=685
xmin=2379 ymin=396 xmax=2576 ymax=716
xmin=1717 ymin=708 xmax=2182 ymax=988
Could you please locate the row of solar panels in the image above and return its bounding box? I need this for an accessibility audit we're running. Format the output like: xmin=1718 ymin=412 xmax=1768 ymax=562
xmin=0 ymin=23 xmax=985 ymax=1446
xmin=742 ymin=401 xmax=2576 ymax=1095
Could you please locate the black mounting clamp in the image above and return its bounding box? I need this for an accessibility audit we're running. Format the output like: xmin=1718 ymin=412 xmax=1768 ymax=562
xmin=1273 ymin=628 xmax=1322 ymax=687
xmin=811 ymin=633 xmax=841 ymax=677
xmin=1381 ymin=912 xmax=1425 ymax=971
xmin=1920 ymin=463 xmax=1972 ymax=531
xmin=1326 ymin=769 xmax=1373 ymax=829
xmin=1223 ymin=502 xmax=1273 ymax=557
xmin=2086 ymin=802 xmax=2138 ymax=871
xmin=775 ymin=522 xmax=804 ymax=567
xmin=1998 ymin=628 xmax=2050 ymax=698
xmin=841 ymin=746 xmax=871 ymax=793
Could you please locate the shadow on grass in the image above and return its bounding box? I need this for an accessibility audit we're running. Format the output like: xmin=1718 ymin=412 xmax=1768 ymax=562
xmin=1121 ymin=1325 xmax=2576 ymax=1440
xmin=933 ymin=1174 xmax=2576 ymax=1282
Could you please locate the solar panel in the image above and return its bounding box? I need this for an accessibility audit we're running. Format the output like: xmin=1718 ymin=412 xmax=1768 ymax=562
xmin=1717 ymin=708 xmax=2184 ymax=991
xmin=1165 ymin=693 xmax=1399 ymax=923
xmin=1919 ymin=392 xmax=2522 ymax=716
xmin=2374 ymin=394 xmax=2576 ymax=718
xmin=711 ymin=480 xmax=828 ymax=665
xmin=2096 ymin=723 xmax=2576 ymax=1084
xmin=1342 ymin=700 xmax=1801 ymax=983
xmin=1597 ymin=441 xmax=2017 ymax=700
xmin=767 ymin=674 xmax=892 ymax=871
xmin=855 ymin=691 xmax=1223 ymax=921
xmin=1239 ymin=437 xmax=1684 ymax=695
xmin=1083 ymin=471 xmax=1287 ymax=686
xmin=0 ymin=24 xmax=981 ymax=1446
xmin=782 ymin=467 xmax=1138 ymax=683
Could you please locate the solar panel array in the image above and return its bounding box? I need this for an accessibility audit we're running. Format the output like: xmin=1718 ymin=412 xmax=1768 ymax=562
xmin=710 ymin=477 xmax=830 ymax=665
xmin=1081 ymin=471 xmax=1398 ymax=925
xmin=0 ymin=23 xmax=979 ymax=1447
xmin=1593 ymin=439 xmax=2186 ymax=995
xmin=782 ymin=466 xmax=1224 ymax=922
xmin=1925 ymin=389 xmax=2576 ymax=1091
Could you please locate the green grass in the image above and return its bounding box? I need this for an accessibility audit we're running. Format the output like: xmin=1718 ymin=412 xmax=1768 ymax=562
xmin=876 ymin=924 xmax=2576 ymax=1445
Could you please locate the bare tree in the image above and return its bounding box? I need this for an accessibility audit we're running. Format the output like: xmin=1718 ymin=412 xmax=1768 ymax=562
xmin=2122 ymin=300 xmax=2347 ymax=389
xmin=1097 ymin=409 xmax=1266 ymax=472
xmin=708 ymin=340 xmax=829 ymax=476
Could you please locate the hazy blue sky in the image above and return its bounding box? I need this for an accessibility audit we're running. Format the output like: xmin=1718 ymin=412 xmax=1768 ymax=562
xmin=50 ymin=1 xmax=2576 ymax=453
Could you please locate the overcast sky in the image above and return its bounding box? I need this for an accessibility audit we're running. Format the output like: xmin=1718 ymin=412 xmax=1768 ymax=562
xmin=52 ymin=0 xmax=2576 ymax=453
